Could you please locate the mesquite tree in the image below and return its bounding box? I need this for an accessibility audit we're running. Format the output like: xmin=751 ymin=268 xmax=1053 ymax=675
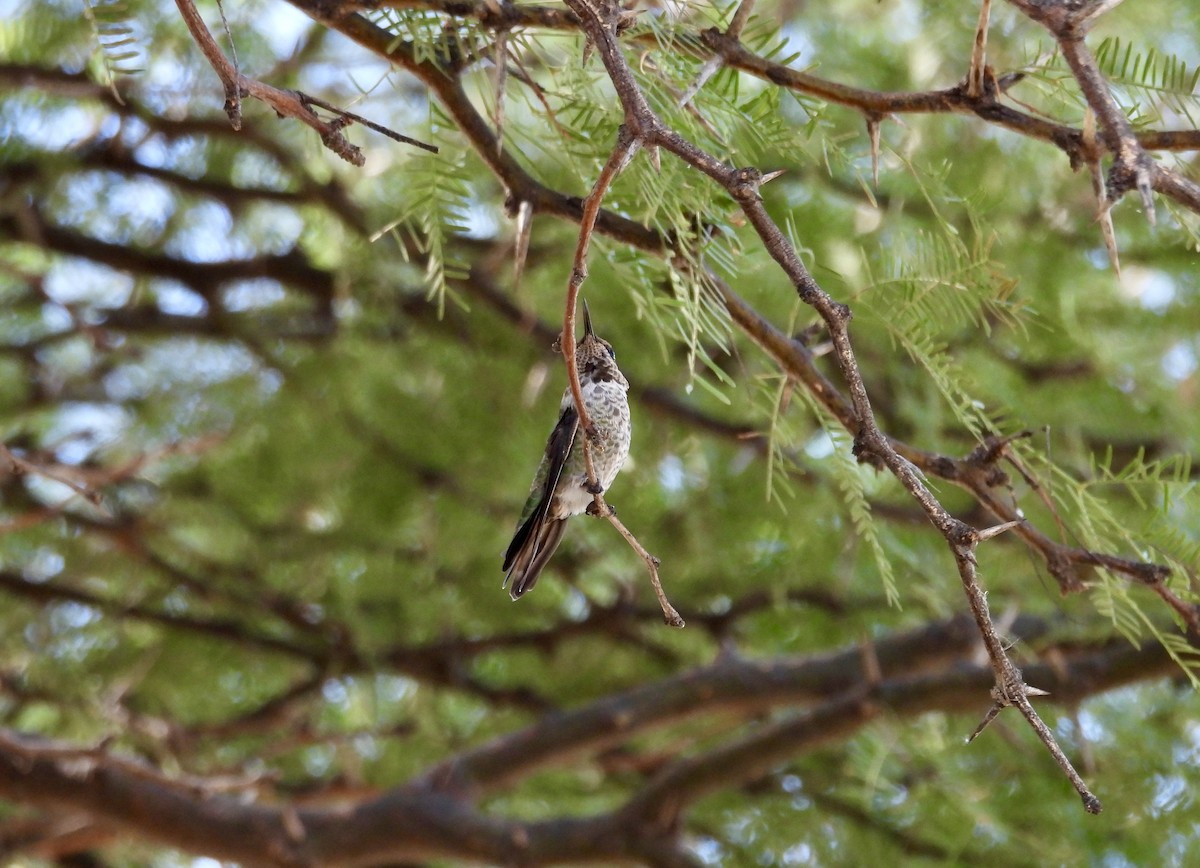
xmin=1 ymin=0 xmax=1198 ymax=864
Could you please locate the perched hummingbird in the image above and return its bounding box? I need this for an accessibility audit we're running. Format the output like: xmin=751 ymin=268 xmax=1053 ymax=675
xmin=503 ymin=303 xmax=631 ymax=599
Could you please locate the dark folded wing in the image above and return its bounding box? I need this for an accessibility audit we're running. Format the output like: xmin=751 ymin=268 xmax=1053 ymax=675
xmin=502 ymin=404 xmax=578 ymax=574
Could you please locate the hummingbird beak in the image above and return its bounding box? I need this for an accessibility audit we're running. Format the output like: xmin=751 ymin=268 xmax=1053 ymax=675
xmin=581 ymin=300 xmax=595 ymax=338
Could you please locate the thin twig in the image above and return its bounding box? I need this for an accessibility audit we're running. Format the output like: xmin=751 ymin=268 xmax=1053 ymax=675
xmin=559 ymin=124 xmax=682 ymax=626
xmin=563 ymin=125 xmax=640 ymax=438
xmin=604 ymin=507 xmax=683 ymax=627
xmin=298 ymin=93 xmax=439 ymax=153
xmin=0 ymin=443 xmax=103 ymax=506
xmin=215 ymin=0 xmax=240 ymax=122
xmin=1014 ymin=688 xmax=1102 ymax=813
xmin=951 ymin=530 xmax=1101 ymax=813
xmin=175 ymin=0 xmax=359 ymax=162
xmin=1006 ymin=0 xmax=1163 ymax=224
xmin=175 ymin=0 xmax=436 ymax=162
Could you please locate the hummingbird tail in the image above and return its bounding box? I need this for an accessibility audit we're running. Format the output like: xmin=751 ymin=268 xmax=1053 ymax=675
xmin=503 ymin=514 xmax=567 ymax=600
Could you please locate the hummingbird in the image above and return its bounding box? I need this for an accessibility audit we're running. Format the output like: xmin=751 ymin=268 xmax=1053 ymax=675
xmin=503 ymin=302 xmax=631 ymax=599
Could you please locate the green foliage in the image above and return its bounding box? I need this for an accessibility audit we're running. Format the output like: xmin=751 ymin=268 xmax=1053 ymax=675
xmin=1094 ymin=37 xmax=1200 ymax=125
xmin=83 ymin=0 xmax=145 ymax=97
xmin=373 ymin=125 xmax=474 ymax=314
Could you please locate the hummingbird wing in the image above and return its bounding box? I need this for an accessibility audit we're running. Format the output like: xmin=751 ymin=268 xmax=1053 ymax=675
xmin=506 ymin=515 xmax=567 ymax=599
xmin=503 ymin=403 xmax=579 ymax=596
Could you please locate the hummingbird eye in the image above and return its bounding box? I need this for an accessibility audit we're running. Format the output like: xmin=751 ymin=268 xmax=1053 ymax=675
xmin=605 ymin=343 xmax=616 ymax=360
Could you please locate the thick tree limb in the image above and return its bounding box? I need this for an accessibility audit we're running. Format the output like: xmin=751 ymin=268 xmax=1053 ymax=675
xmin=0 ymin=632 xmax=1175 ymax=864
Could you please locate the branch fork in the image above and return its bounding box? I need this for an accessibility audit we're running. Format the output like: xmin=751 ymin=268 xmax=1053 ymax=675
xmin=1005 ymin=0 xmax=1194 ymax=247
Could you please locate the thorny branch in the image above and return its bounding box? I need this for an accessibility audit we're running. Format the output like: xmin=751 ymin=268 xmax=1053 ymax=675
xmin=1006 ymin=0 xmax=1200 ymax=217
xmin=361 ymin=1 xmax=1200 ymax=161
xmin=109 ymin=0 xmax=1200 ymax=687
xmin=561 ymin=0 xmax=1108 ymax=811
xmin=174 ymin=0 xmax=435 ymax=163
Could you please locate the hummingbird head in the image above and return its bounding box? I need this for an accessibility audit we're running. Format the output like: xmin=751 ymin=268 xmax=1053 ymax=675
xmin=575 ymin=301 xmax=626 ymax=387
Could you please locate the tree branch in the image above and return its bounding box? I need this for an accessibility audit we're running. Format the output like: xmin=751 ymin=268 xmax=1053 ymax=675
xmin=0 ymin=632 xmax=1174 ymax=863
xmin=174 ymin=0 xmax=434 ymax=163
xmin=553 ymin=125 xmax=683 ymax=626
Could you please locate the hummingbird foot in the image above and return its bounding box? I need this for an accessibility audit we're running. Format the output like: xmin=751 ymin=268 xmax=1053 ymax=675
xmin=585 ymin=480 xmax=604 ymax=495
xmin=586 ymin=500 xmax=614 ymax=518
